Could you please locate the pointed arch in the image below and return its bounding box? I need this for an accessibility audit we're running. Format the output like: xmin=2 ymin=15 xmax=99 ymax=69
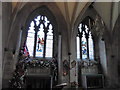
xmin=7 ymin=2 xmax=68 ymax=51
xmin=76 ymin=18 xmax=94 ymax=60
xmin=24 ymin=6 xmax=58 ymax=58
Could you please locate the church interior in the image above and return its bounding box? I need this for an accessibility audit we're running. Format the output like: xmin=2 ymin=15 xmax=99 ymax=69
xmin=0 ymin=1 xmax=120 ymax=90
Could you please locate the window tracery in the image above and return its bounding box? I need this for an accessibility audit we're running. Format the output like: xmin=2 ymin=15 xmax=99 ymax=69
xmin=26 ymin=15 xmax=54 ymax=58
xmin=77 ymin=23 xmax=94 ymax=60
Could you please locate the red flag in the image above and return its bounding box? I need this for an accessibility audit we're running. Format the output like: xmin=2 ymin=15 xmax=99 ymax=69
xmin=24 ymin=45 xmax=29 ymax=57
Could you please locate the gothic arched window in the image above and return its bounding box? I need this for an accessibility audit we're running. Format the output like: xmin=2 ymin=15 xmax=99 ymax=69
xmin=77 ymin=23 xmax=94 ymax=60
xmin=25 ymin=7 xmax=57 ymax=58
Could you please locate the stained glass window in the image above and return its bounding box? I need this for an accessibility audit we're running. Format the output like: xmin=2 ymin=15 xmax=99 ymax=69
xmin=77 ymin=23 xmax=94 ymax=60
xmin=26 ymin=15 xmax=54 ymax=58
xmin=36 ymin=24 xmax=44 ymax=57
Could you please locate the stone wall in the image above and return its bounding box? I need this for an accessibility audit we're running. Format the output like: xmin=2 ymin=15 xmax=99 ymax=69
xmin=103 ymin=14 xmax=120 ymax=88
xmin=2 ymin=2 xmax=13 ymax=88
xmin=1 ymin=2 xmax=120 ymax=89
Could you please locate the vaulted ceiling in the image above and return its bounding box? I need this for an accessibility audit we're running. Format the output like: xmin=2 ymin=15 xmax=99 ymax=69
xmin=12 ymin=2 xmax=120 ymax=31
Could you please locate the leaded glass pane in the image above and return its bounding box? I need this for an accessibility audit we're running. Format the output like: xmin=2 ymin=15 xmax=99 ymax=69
xmin=46 ymin=24 xmax=53 ymax=58
xmin=89 ymin=32 xmax=94 ymax=60
xmin=76 ymin=36 xmax=80 ymax=59
xmin=85 ymin=25 xmax=89 ymax=34
xmin=35 ymin=15 xmax=40 ymax=26
xmin=82 ymin=31 xmax=87 ymax=60
xmin=26 ymin=21 xmax=35 ymax=57
xmin=44 ymin=16 xmax=50 ymax=27
xmin=78 ymin=24 xmax=82 ymax=32
xmin=36 ymin=24 xmax=44 ymax=57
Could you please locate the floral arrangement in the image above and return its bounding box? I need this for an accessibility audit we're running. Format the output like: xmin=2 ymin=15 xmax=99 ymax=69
xmin=79 ymin=60 xmax=98 ymax=68
xmin=9 ymin=58 xmax=58 ymax=88
xmin=9 ymin=61 xmax=26 ymax=88
xmin=25 ymin=59 xmax=56 ymax=69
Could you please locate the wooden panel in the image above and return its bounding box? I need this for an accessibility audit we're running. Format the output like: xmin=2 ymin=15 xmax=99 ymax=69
xmin=82 ymin=74 xmax=104 ymax=89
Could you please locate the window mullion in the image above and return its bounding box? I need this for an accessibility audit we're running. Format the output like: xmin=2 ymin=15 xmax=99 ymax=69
xmin=79 ymin=35 xmax=82 ymax=60
xmin=52 ymin=27 xmax=55 ymax=58
xmin=43 ymin=27 xmax=48 ymax=58
xmin=33 ymin=31 xmax=38 ymax=58
xmin=33 ymin=20 xmax=39 ymax=57
xmin=86 ymin=36 xmax=89 ymax=59
xmin=93 ymin=37 xmax=95 ymax=60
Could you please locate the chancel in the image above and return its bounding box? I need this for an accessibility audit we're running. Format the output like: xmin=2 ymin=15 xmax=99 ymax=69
xmin=1 ymin=1 xmax=120 ymax=90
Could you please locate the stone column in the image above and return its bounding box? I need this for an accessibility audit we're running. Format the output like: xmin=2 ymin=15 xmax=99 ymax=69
xmin=58 ymin=34 xmax=62 ymax=84
xmin=70 ymin=32 xmax=78 ymax=88
xmin=2 ymin=51 xmax=14 ymax=88
xmin=13 ymin=30 xmax=22 ymax=69
xmin=99 ymin=37 xmax=107 ymax=73
xmin=104 ymin=34 xmax=119 ymax=88
xmin=2 ymin=2 xmax=13 ymax=88
xmin=0 ymin=1 xmax=2 ymax=89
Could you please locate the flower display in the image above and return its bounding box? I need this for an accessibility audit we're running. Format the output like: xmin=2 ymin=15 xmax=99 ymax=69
xmin=9 ymin=58 xmax=58 ymax=88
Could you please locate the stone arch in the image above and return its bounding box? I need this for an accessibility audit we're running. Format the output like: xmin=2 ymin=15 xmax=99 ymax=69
xmin=22 ymin=5 xmax=58 ymax=59
xmin=72 ymin=4 xmax=109 ymax=87
xmin=22 ymin=5 xmax=58 ymax=50
xmin=73 ymin=4 xmax=106 ymax=61
xmin=7 ymin=2 xmax=68 ymax=52
xmin=74 ymin=6 xmax=108 ymax=38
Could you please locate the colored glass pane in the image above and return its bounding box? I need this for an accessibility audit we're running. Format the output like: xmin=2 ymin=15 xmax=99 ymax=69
xmin=36 ymin=24 xmax=44 ymax=57
xmin=82 ymin=31 xmax=87 ymax=59
xmin=89 ymin=32 xmax=94 ymax=60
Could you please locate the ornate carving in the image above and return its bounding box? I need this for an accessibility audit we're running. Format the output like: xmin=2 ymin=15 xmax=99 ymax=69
xmin=80 ymin=60 xmax=98 ymax=68
xmin=63 ymin=60 xmax=69 ymax=76
xmin=71 ymin=60 xmax=76 ymax=68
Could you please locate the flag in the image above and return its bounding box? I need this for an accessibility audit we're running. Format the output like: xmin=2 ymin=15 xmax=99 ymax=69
xmin=24 ymin=45 xmax=29 ymax=57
